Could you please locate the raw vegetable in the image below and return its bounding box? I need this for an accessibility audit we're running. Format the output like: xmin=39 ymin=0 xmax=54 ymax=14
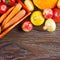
xmin=0 ymin=2 xmax=7 ymax=14
xmin=43 ymin=19 xmax=56 ymax=32
xmin=33 ymin=0 xmax=57 ymax=10
xmin=2 ymin=0 xmax=16 ymax=6
xmin=43 ymin=8 xmax=53 ymax=19
xmin=0 ymin=26 xmax=1 ymax=33
xmin=0 ymin=6 xmax=14 ymax=23
xmin=30 ymin=11 xmax=45 ymax=26
xmin=53 ymin=8 xmax=60 ymax=22
xmin=24 ymin=0 xmax=34 ymax=11
xmin=0 ymin=0 xmax=1 ymax=2
xmin=22 ymin=20 xmax=33 ymax=32
xmin=2 ymin=3 xmax=22 ymax=28
xmin=0 ymin=12 xmax=31 ymax=38
xmin=57 ymin=0 xmax=60 ymax=8
xmin=2 ymin=9 xmax=26 ymax=30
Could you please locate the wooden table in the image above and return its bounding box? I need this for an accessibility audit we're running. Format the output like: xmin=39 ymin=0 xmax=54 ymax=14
xmin=0 ymin=23 xmax=60 ymax=60
xmin=0 ymin=0 xmax=60 ymax=59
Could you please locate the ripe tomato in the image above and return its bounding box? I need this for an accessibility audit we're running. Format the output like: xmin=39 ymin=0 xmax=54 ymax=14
xmin=0 ymin=3 xmax=7 ymax=14
xmin=22 ymin=20 xmax=33 ymax=32
xmin=2 ymin=0 xmax=16 ymax=6
xmin=43 ymin=8 xmax=53 ymax=19
xmin=53 ymin=8 xmax=60 ymax=22
xmin=0 ymin=0 xmax=1 ymax=2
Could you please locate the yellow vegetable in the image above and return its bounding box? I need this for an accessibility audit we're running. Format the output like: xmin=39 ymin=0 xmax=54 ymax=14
xmin=30 ymin=11 xmax=45 ymax=26
xmin=24 ymin=0 xmax=34 ymax=11
xmin=57 ymin=0 xmax=60 ymax=8
xmin=43 ymin=19 xmax=56 ymax=32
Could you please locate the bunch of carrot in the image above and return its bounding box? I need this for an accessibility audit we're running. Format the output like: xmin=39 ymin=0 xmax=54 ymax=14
xmin=0 ymin=3 xmax=26 ymax=33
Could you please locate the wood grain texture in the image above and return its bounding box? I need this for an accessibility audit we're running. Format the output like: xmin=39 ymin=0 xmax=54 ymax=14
xmin=0 ymin=0 xmax=60 ymax=59
xmin=0 ymin=23 xmax=60 ymax=60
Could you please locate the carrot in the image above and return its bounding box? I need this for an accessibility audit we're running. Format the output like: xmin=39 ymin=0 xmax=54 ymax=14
xmin=2 ymin=10 xmax=26 ymax=30
xmin=0 ymin=12 xmax=31 ymax=38
xmin=2 ymin=3 xmax=22 ymax=27
xmin=0 ymin=6 xmax=15 ymax=23
xmin=0 ymin=26 xmax=1 ymax=33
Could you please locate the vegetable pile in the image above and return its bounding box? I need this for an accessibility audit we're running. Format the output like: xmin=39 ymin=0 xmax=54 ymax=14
xmin=23 ymin=0 xmax=60 ymax=32
xmin=0 ymin=0 xmax=60 ymax=35
xmin=0 ymin=0 xmax=26 ymax=33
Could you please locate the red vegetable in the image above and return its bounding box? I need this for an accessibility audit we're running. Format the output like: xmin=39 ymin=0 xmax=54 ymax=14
xmin=0 ymin=3 xmax=7 ymax=14
xmin=53 ymin=8 xmax=60 ymax=22
xmin=0 ymin=0 xmax=1 ymax=2
xmin=22 ymin=20 xmax=33 ymax=32
xmin=2 ymin=0 xmax=16 ymax=6
xmin=43 ymin=8 xmax=53 ymax=19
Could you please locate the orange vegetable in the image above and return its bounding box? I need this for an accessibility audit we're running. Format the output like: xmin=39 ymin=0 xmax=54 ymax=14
xmin=0 ymin=6 xmax=15 ymax=23
xmin=0 ymin=12 xmax=31 ymax=38
xmin=33 ymin=0 xmax=57 ymax=9
xmin=2 ymin=10 xmax=26 ymax=30
xmin=2 ymin=3 xmax=22 ymax=27
xmin=0 ymin=26 xmax=1 ymax=33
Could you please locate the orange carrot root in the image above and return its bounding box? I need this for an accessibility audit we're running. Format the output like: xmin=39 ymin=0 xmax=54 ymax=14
xmin=0 ymin=6 xmax=15 ymax=23
xmin=2 ymin=3 xmax=22 ymax=28
xmin=3 ymin=9 xmax=26 ymax=30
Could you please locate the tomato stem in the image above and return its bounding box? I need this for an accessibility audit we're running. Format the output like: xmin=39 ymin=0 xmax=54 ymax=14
xmin=6 ymin=0 xmax=10 ymax=4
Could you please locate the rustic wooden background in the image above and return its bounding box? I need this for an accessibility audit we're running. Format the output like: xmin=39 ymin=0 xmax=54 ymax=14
xmin=0 ymin=0 xmax=60 ymax=60
xmin=0 ymin=23 xmax=60 ymax=60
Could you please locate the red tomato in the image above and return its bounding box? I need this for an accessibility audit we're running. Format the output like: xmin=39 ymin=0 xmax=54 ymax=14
xmin=22 ymin=20 xmax=33 ymax=32
xmin=0 ymin=3 xmax=7 ymax=14
xmin=0 ymin=0 xmax=1 ymax=2
xmin=43 ymin=8 xmax=53 ymax=19
xmin=53 ymin=8 xmax=60 ymax=22
xmin=2 ymin=0 xmax=16 ymax=6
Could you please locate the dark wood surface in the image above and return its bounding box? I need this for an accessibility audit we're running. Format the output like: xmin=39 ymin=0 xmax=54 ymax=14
xmin=0 ymin=0 xmax=60 ymax=60
xmin=0 ymin=23 xmax=60 ymax=60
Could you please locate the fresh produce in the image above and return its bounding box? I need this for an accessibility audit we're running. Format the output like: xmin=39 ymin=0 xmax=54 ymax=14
xmin=22 ymin=20 xmax=33 ymax=32
xmin=0 ymin=26 xmax=1 ymax=33
xmin=2 ymin=9 xmax=26 ymax=30
xmin=57 ymin=0 xmax=60 ymax=8
xmin=0 ymin=2 xmax=7 ymax=14
xmin=43 ymin=8 xmax=53 ymax=19
xmin=0 ymin=6 xmax=14 ymax=23
xmin=2 ymin=3 xmax=22 ymax=27
xmin=0 ymin=0 xmax=32 ymax=38
xmin=0 ymin=0 xmax=59 ymax=37
xmin=30 ymin=11 xmax=45 ymax=26
xmin=43 ymin=19 xmax=56 ymax=32
xmin=53 ymin=8 xmax=60 ymax=22
xmin=2 ymin=0 xmax=16 ymax=6
xmin=0 ymin=0 xmax=1 ymax=2
xmin=24 ymin=0 xmax=34 ymax=11
xmin=33 ymin=0 xmax=57 ymax=10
